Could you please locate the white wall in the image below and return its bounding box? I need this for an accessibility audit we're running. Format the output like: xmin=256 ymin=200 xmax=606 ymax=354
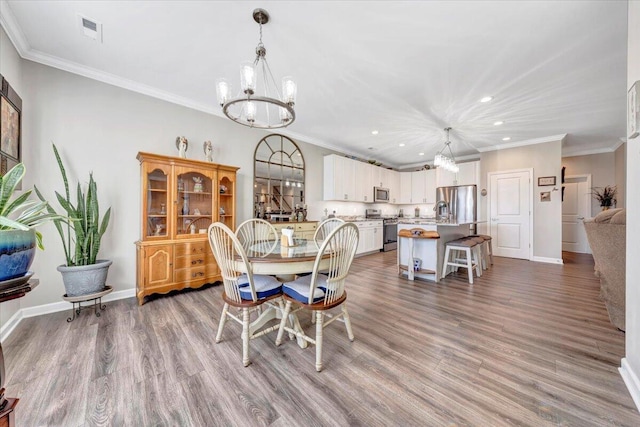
xmin=622 ymin=0 xmax=640 ymax=410
xmin=0 ymin=26 xmax=24 ymax=325
xmin=562 ymin=152 xmax=617 ymax=217
xmin=18 ymin=59 xmax=334 ymax=309
xmin=480 ymin=140 xmax=563 ymax=261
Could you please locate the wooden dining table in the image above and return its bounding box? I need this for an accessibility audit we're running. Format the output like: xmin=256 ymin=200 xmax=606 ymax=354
xmin=233 ymin=238 xmax=331 ymax=348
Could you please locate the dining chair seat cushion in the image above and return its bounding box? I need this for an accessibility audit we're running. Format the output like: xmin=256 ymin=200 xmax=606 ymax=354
xmin=238 ymin=275 xmax=283 ymax=300
xmin=283 ymin=274 xmax=327 ymax=304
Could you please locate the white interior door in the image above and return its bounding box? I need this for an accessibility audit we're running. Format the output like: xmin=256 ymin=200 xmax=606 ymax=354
xmin=562 ymin=175 xmax=591 ymax=253
xmin=489 ymin=170 xmax=532 ymax=260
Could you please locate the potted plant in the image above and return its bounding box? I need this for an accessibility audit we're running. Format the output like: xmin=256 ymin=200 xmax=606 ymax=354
xmin=591 ymin=185 xmax=617 ymax=211
xmin=0 ymin=163 xmax=60 ymax=283
xmin=35 ymin=144 xmax=112 ymax=296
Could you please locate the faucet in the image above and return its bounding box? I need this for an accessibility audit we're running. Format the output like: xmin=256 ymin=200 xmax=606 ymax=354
xmin=433 ymin=200 xmax=449 ymax=221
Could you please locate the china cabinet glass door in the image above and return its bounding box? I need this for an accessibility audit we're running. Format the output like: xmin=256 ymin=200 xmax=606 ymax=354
xmin=146 ymin=168 xmax=169 ymax=238
xmin=176 ymin=169 xmax=213 ymax=237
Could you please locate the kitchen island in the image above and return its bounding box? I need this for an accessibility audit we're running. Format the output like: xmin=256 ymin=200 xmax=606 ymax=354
xmin=397 ymin=220 xmax=472 ymax=282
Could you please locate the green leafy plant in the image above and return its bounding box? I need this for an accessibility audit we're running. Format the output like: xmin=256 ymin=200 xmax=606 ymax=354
xmin=590 ymin=185 xmax=617 ymax=207
xmin=35 ymin=144 xmax=111 ymax=266
xmin=0 ymin=163 xmax=60 ymax=249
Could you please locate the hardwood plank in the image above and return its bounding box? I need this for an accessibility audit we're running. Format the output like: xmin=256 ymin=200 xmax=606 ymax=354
xmin=3 ymin=251 xmax=639 ymax=425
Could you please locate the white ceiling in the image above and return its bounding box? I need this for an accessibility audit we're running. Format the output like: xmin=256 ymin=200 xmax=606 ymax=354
xmin=0 ymin=1 xmax=628 ymax=168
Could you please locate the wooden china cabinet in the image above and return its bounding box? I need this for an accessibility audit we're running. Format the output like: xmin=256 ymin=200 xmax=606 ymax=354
xmin=135 ymin=152 xmax=238 ymax=305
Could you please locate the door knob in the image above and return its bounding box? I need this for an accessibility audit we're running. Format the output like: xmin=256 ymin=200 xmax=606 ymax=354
xmin=578 ymin=216 xmax=585 ymax=220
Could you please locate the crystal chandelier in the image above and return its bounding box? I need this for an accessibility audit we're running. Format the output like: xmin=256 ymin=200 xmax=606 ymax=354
xmin=434 ymin=127 xmax=459 ymax=173
xmin=216 ymin=9 xmax=296 ymax=129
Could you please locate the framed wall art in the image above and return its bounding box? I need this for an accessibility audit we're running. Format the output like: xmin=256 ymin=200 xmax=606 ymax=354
xmin=629 ymin=80 xmax=639 ymax=139
xmin=538 ymin=176 xmax=556 ymax=186
xmin=0 ymin=74 xmax=22 ymax=181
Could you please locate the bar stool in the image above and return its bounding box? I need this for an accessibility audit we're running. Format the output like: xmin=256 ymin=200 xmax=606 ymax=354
xmin=470 ymin=234 xmax=493 ymax=270
xmin=442 ymin=238 xmax=482 ymax=284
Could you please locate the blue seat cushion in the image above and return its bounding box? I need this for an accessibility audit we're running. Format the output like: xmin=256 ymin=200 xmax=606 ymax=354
xmin=238 ymin=275 xmax=282 ymax=300
xmin=283 ymin=274 xmax=328 ymax=304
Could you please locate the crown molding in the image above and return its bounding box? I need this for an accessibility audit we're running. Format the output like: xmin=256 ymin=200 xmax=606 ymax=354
xmin=0 ymin=0 xmax=30 ymax=55
xmin=476 ymin=134 xmax=568 ymax=153
xmin=562 ymin=139 xmax=626 ymax=158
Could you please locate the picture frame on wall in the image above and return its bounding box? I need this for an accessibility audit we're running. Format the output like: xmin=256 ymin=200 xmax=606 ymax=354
xmin=0 ymin=74 xmax=22 ymax=183
xmin=629 ymin=80 xmax=639 ymax=139
xmin=538 ymin=176 xmax=556 ymax=186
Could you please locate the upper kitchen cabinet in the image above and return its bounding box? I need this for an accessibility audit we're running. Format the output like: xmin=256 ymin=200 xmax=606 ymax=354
xmin=436 ymin=161 xmax=480 ymax=187
xmin=399 ymin=172 xmax=413 ymax=204
xmin=324 ymin=154 xmax=356 ymax=201
xmin=387 ymin=170 xmax=400 ymax=203
xmin=354 ymin=161 xmax=373 ymax=202
xmin=410 ymin=170 xmax=437 ymax=204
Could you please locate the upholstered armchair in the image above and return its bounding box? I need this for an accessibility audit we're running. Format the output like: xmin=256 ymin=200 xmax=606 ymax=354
xmin=583 ymin=208 xmax=626 ymax=331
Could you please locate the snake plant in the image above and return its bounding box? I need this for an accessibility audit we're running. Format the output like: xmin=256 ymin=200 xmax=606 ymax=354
xmin=0 ymin=162 xmax=60 ymax=249
xmin=35 ymin=144 xmax=111 ymax=266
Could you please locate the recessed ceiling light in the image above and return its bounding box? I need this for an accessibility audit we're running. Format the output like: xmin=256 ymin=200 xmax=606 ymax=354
xmin=493 ymin=121 xmax=504 ymax=126
xmin=418 ymin=152 xmax=425 ymax=156
xmin=480 ymin=96 xmax=493 ymax=103
xmin=399 ymin=143 xmax=405 ymax=147
xmin=371 ymin=130 xmax=379 ymax=135
xmin=502 ymin=137 xmax=511 ymax=141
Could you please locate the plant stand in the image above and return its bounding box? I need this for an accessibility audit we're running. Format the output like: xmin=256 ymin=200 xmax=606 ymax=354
xmin=0 ymin=277 xmax=39 ymax=426
xmin=62 ymin=286 xmax=112 ymax=322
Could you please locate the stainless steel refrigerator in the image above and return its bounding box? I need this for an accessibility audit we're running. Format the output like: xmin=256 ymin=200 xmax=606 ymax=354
xmin=435 ymin=185 xmax=477 ymax=233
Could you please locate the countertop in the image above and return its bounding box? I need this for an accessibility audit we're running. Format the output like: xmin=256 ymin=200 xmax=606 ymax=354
xmin=398 ymin=219 xmax=480 ymax=226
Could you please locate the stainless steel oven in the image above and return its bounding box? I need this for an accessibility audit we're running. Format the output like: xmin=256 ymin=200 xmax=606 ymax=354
xmin=366 ymin=209 xmax=397 ymax=252
xmin=383 ymin=221 xmax=398 ymax=251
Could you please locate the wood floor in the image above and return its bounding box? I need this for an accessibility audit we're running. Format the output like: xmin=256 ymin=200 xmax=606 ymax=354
xmin=4 ymin=251 xmax=638 ymax=426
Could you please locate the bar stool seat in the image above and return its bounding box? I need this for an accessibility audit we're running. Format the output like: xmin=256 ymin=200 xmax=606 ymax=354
xmin=470 ymin=234 xmax=493 ymax=269
xmin=442 ymin=238 xmax=482 ymax=284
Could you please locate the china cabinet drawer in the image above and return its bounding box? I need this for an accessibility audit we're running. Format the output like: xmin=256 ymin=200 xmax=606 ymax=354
xmin=174 ymin=253 xmax=206 ymax=269
xmin=175 ymin=266 xmax=206 ymax=282
xmin=175 ymin=241 xmax=206 ymax=256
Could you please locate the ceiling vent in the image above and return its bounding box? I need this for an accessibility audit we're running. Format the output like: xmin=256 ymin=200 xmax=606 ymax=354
xmin=77 ymin=14 xmax=103 ymax=42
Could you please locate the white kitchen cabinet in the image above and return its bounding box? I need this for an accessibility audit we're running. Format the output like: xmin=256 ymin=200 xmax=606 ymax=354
xmin=372 ymin=166 xmax=383 ymax=188
xmin=324 ymin=155 xmax=355 ymax=201
xmin=411 ymin=171 xmax=426 ymax=203
xmin=355 ymin=161 xmax=373 ymax=203
xmin=456 ymin=161 xmax=480 ymax=187
xmin=374 ymin=223 xmax=383 ymax=249
xmin=399 ymin=173 xmax=413 ymax=204
xmin=435 ymin=161 xmax=479 ymax=188
xmin=436 ymin=168 xmax=456 ymax=188
xmin=424 ymin=169 xmax=436 ymax=203
xmin=409 ymin=170 xmax=436 ymax=204
xmin=353 ymin=220 xmax=383 ymax=255
xmin=388 ymin=170 xmax=400 ymax=203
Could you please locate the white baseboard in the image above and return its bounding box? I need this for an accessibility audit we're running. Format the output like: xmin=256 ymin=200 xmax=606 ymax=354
xmin=0 ymin=288 xmax=135 ymax=344
xmin=620 ymin=358 xmax=640 ymax=411
xmin=532 ymin=256 xmax=564 ymax=264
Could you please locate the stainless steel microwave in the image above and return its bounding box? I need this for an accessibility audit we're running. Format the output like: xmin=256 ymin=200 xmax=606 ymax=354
xmin=373 ymin=187 xmax=390 ymax=203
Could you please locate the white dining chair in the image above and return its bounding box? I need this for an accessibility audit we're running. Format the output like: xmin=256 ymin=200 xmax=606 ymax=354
xmin=313 ymin=217 xmax=345 ymax=248
xmin=208 ymin=222 xmax=284 ymax=367
xmin=275 ymin=222 xmax=359 ymax=372
xmin=236 ymin=218 xmax=278 ymax=254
